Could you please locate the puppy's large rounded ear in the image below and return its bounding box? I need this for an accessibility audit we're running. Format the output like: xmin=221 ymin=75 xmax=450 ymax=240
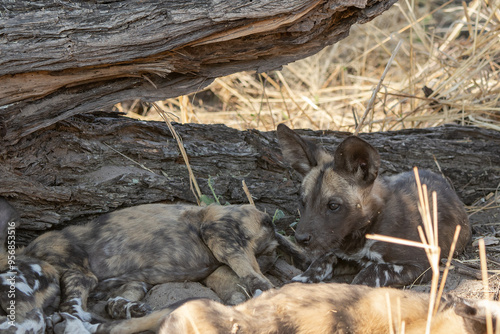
xmin=333 ymin=136 xmax=380 ymax=187
xmin=276 ymin=124 xmax=330 ymax=176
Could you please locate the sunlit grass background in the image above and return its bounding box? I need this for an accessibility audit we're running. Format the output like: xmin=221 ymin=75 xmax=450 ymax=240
xmin=115 ymin=0 xmax=500 ymax=133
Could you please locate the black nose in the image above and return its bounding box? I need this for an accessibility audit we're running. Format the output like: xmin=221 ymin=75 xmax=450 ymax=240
xmin=295 ymin=232 xmax=311 ymax=246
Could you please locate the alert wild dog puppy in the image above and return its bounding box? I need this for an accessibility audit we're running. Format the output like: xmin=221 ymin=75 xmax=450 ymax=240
xmin=0 ymin=202 xmax=304 ymax=332
xmin=95 ymin=282 xmax=500 ymax=334
xmin=276 ymin=124 xmax=471 ymax=287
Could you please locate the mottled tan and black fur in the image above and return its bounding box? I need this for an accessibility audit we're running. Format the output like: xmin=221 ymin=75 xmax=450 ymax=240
xmin=0 ymin=203 xmax=303 ymax=332
xmin=96 ymin=282 xmax=500 ymax=334
xmin=276 ymin=124 xmax=471 ymax=287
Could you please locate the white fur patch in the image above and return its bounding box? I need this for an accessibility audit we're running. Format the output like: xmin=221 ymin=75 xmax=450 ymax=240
xmin=107 ymin=296 xmax=149 ymax=319
xmin=292 ymin=264 xmax=332 ymax=283
xmin=317 ymin=264 xmax=333 ymax=281
xmin=32 ymin=279 xmax=40 ymax=291
xmin=384 ymin=270 xmax=390 ymax=282
xmin=15 ymin=281 xmax=34 ymax=296
xmin=291 ymin=274 xmax=309 ymax=283
xmin=392 ymin=264 xmax=404 ymax=274
xmin=346 ymin=240 xmax=384 ymax=263
xmin=108 ymin=296 xmax=134 ymax=319
xmin=30 ymin=264 xmax=43 ymax=275
xmin=100 ymin=277 xmax=118 ymax=284
xmin=8 ymin=273 xmax=36 ymax=297
xmin=292 ymin=252 xmax=336 ymax=283
xmin=108 ymin=296 xmax=124 ymax=302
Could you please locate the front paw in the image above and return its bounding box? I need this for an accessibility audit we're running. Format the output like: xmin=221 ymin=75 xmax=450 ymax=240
xmin=59 ymin=298 xmax=92 ymax=322
xmin=105 ymin=297 xmax=152 ymax=319
xmin=50 ymin=312 xmax=99 ymax=334
xmin=291 ymin=265 xmax=330 ymax=283
xmin=242 ymin=275 xmax=273 ymax=296
xmin=226 ymin=292 xmax=247 ymax=305
xmin=292 ymin=252 xmax=337 ymax=283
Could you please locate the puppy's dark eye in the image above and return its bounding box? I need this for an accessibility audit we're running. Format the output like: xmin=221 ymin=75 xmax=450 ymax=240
xmin=328 ymin=202 xmax=340 ymax=212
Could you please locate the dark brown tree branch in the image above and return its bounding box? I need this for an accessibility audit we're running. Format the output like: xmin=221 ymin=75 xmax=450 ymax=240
xmin=0 ymin=0 xmax=396 ymax=142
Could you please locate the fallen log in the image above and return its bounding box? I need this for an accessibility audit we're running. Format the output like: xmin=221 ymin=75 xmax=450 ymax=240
xmin=0 ymin=0 xmax=396 ymax=143
xmin=1 ymin=112 xmax=498 ymax=245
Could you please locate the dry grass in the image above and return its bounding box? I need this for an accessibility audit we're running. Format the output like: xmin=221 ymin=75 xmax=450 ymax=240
xmin=116 ymin=0 xmax=500 ymax=133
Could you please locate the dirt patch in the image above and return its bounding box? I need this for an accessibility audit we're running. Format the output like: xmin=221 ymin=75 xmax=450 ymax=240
xmin=143 ymin=282 xmax=221 ymax=311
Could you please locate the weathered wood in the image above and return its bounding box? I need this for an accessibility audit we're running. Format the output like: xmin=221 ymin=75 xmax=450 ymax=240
xmin=268 ymin=259 xmax=304 ymax=283
xmin=0 ymin=0 xmax=396 ymax=142
xmin=1 ymin=113 xmax=499 ymax=245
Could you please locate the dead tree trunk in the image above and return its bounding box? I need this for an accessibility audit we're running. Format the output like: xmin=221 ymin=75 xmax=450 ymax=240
xmin=0 ymin=0 xmax=396 ymax=143
xmin=1 ymin=0 xmax=498 ymax=245
xmin=1 ymin=113 xmax=499 ymax=245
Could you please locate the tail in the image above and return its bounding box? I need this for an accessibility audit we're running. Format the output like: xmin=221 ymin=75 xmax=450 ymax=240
xmin=94 ymin=299 xmax=199 ymax=334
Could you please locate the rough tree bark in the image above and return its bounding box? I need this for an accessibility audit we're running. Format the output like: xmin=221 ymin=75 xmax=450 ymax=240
xmin=0 ymin=0 xmax=396 ymax=143
xmin=1 ymin=112 xmax=499 ymax=245
xmin=1 ymin=0 xmax=498 ymax=246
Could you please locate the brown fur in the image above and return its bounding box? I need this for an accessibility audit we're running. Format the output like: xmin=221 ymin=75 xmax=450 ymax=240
xmin=276 ymin=124 xmax=471 ymax=286
xmin=0 ymin=203 xmax=290 ymax=331
xmin=0 ymin=198 xmax=18 ymax=256
xmin=97 ymin=282 xmax=500 ymax=334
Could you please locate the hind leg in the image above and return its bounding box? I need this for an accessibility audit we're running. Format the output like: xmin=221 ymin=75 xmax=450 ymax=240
xmin=104 ymin=281 xmax=152 ymax=319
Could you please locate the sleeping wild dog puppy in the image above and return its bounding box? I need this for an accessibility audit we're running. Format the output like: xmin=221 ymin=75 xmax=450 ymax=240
xmin=0 ymin=199 xmax=56 ymax=334
xmin=96 ymin=282 xmax=500 ymax=334
xmin=0 ymin=202 xmax=304 ymax=332
xmin=276 ymin=124 xmax=471 ymax=287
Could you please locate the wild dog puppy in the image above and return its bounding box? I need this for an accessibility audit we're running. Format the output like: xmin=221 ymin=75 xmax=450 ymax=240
xmin=96 ymin=282 xmax=500 ymax=334
xmin=0 ymin=198 xmax=58 ymax=334
xmin=276 ymin=124 xmax=471 ymax=287
xmin=0 ymin=257 xmax=60 ymax=334
xmin=0 ymin=203 xmax=300 ymax=332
